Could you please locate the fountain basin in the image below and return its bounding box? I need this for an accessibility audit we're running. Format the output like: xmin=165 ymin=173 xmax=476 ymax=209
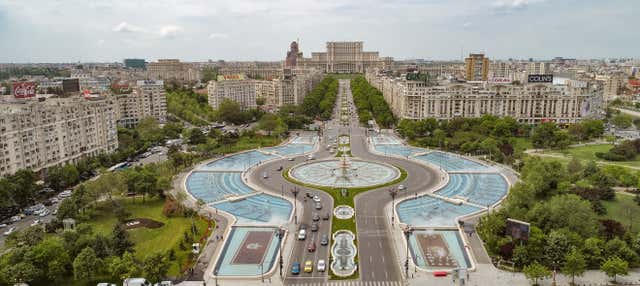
xmin=333 ymin=205 xmax=355 ymax=219
xmin=331 ymin=230 xmax=357 ymax=277
xmin=289 ymin=159 xmax=400 ymax=188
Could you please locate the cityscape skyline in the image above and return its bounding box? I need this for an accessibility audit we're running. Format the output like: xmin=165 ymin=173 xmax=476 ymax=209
xmin=1 ymin=0 xmax=638 ymax=63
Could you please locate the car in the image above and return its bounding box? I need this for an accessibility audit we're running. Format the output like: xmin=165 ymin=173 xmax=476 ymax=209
xmin=322 ymin=212 xmax=330 ymax=220
xmin=305 ymin=192 xmax=313 ymax=199
xmin=317 ymin=259 xmax=326 ymax=272
xmin=53 ymin=208 xmax=58 ymax=215
xmin=3 ymin=227 xmax=16 ymax=236
xmin=30 ymin=219 xmax=40 ymax=227
xmin=262 ymin=172 xmax=268 ymax=179
xmin=288 ymin=157 xmax=294 ymax=161
xmin=312 ymin=195 xmax=321 ymax=202
xmin=304 ymin=260 xmax=313 ymax=273
xmin=154 ymin=282 xmax=173 ymax=286
xmin=320 ymin=234 xmax=329 ymax=246
xmin=39 ymin=209 xmax=50 ymax=217
xmin=312 ymin=213 xmax=320 ymax=221
xmin=307 ymin=155 xmax=314 ymax=160
xmin=10 ymin=215 xmax=21 ymax=222
xmin=311 ymin=222 xmax=319 ymax=232
xmin=297 ymin=229 xmax=306 ymax=240
xmin=299 ymin=223 xmax=308 ymax=230
xmin=276 ymin=166 xmax=283 ymax=171
xmin=97 ymin=283 xmax=117 ymax=286
xmin=0 ymin=223 xmax=7 ymax=229
xmin=307 ymin=241 xmax=316 ymax=252
xmin=314 ymin=202 xmax=322 ymax=210
xmin=291 ymin=262 xmax=301 ymax=275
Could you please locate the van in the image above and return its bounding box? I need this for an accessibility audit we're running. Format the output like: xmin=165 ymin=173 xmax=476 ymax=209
xmin=123 ymin=278 xmax=152 ymax=286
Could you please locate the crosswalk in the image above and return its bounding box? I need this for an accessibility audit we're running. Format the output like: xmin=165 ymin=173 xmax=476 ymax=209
xmin=288 ymin=281 xmax=402 ymax=286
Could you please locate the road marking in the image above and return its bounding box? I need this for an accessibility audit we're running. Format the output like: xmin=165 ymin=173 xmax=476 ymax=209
xmin=378 ymin=241 xmax=383 ymax=249
xmin=385 ymin=271 xmax=389 ymax=279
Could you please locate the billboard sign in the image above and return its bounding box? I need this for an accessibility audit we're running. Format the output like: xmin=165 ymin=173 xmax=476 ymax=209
xmin=528 ymin=74 xmax=553 ymax=83
xmin=506 ymin=218 xmax=530 ymax=241
xmin=13 ymin=81 xmax=37 ymax=98
xmin=488 ymin=77 xmax=512 ymax=84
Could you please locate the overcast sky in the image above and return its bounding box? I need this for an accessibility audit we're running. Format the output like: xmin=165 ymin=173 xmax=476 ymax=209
xmin=0 ymin=0 xmax=637 ymax=63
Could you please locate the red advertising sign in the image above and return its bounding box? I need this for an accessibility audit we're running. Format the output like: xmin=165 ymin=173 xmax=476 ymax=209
xmin=13 ymin=81 xmax=36 ymax=98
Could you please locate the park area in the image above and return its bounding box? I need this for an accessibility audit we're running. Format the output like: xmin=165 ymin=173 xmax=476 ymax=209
xmin=601 ymin=193 xmax=640 ymax=233
xmin=90 ymin=197 xmax=211 ymax=276
xmin=539 ymin=143 xmax=640 ymax=169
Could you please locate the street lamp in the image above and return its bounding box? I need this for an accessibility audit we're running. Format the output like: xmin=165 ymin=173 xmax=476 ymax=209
xmin=214 ymin=269 xmax=218 ymax=286
xmin=388 ymin=188 xmax=397 ymax=227
xmin=277 ymin=228 xmax=285 ymax=278
xmin=403 ymin=225 xmax=414 ymax=278
xmin=291 ymin=187 xmax=299 ymax=224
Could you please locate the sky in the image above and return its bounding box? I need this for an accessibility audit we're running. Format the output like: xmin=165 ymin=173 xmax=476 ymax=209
xmin=0 ymin=0 xmax=637 ymax=62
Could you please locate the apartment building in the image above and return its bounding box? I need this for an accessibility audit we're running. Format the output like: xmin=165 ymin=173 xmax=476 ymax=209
xmin=147 ymin=59 xmax=201 ymax=82
xmin=366 ymin=70 xmax=596 ymax=124
xmin=116 ymin=80 xmax=167 ymax=127
xmin=0 ymin=97 xmax=118 ymax=176
xmin=465 ymin=53 xmax=490 ymax=81
xmin=527 ymin=62 xmax=551 ymax=75
xmin=207 ymin=74 xmax=257 ymax=110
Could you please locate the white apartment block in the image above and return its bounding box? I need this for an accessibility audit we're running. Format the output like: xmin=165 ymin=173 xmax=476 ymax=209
xmin=0 ymin=97 xmax=118 ymax=176
xmin=207 ymin=75 xmax=257 ymax=111
xmin=527 ymin=62 xmax=551 ymax=75
xmin=116 ymin=80 xmax=167 ymax=127
xmin=147 ymin=59 xmax=201 ymax=82
xmin=366 ymin=70 xmax=596 ymax=124
xmin=596 ymin=74 xmax=625 ymax=101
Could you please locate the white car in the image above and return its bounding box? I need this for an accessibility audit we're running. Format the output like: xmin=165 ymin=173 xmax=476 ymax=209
xmin=30 ymin=220 xmax=40 ymax=227
xmin=3 ymin=227 xmax=16 ymax=236
xmin=312 ymin=195 xmax=321 ymax=203
xmin=317 ymin=259 xmax=326 ymax=272
xmin=0 ymin=223 xmax=7 ymax=229
xmin=39 ymin=209 xmax=50 ymax=217
xmin=297 ymin=229 xmax=307 ymax=240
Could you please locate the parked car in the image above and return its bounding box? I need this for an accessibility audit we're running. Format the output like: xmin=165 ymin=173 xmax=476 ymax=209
xmin=154 ymin=282 xmax=173 ymax=286
xmin=317 ymin=259 xmax=326 ymax=272
xmin=97 ymin=283 xmax=117 ymax=286
xmin=123 ymin=278 xmax=152 ymax=286
xmin=0 ymin=223 xmax=7 ymax=228
xmin=291 ymin=262 xmax=300 ymax=275
xmin=30 ymin=220 xmax=40 ymax=227
xmin=320 ymin=234 xmax=329 ymax=246
xmin=39 ymin=209 xmax=50 ymax=217
xmin=304 ymin=260 xmax=313 ymax=273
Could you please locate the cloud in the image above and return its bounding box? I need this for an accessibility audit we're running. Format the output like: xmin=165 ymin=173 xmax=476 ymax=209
xmin=112 ymin=21 xmax=145 ymax=33
xmin=159 ymin=25 xmax=184 ymax=38
xmin=491 ymin=0 xmax=534 ymax=14
xmin=97 ymin=39 xmax=105 ymax=46
xmin=208 ymin=33 xmax=229 ymax=39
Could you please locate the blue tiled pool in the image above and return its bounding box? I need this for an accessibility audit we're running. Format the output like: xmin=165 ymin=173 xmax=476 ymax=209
xmin=263 ymin=144 xmax=313 ymax=156
xmin=396 ymin=196 xmax=482 ymax=227
xmin=371 ymin=134 xmax=402 ymax=145
xmin=290 ymin=136 xmax=317 ymax=145
xmin=374 ymin=144 xmax=424 ymax=157
xmin=186 ymin=172 xmax=254 ymax=203
xmin=415 ymin=152 xmax=489 ymax=172
xmin=408 ymin=230 xmax=471 ymax=270
xmin=199 ymin=151 xmax=277 ymax=172
xmin=214 ymin=227 xmax=280 ymax=276
xmin=213 ymin=193 xmax=292 ymax=225
xmin=436 ymin=173 xmax=508 ymax=206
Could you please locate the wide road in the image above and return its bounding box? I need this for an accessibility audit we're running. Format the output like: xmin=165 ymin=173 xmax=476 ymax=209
xmin=338 ymin=80 xmax=442 ymax=282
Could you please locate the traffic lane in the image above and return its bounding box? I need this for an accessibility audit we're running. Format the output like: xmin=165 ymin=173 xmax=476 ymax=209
xmin=355 ymin=195 xmax=397 ymax=281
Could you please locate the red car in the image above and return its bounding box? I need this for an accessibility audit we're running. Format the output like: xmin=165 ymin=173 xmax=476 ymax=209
xmin=307 ymin=241 xmax=316 ymax=252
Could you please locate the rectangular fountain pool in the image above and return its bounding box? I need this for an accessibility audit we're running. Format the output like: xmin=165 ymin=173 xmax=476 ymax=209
xmin=214 ymin=226 xmax=281 ymax=276
xmin=396 ymin=195 xmax=482 ymax=227
xmin=212 ymin=193 xmax=292 ymax=225
xmin=408 ymin=230 xmax=471 ymax=270
xmin=373 ymin=144 xmax=424 ymax=158
xmin=436 ymin=173 xmax=508 ymax=206
xmin=198 ymin=151 xmax=277 ymax=172
xmin=263 ymin=144 xmax=313 ymax=156
xmin=414 ymin=152 xmax=490 ymax=172
xmin=185 ymin=172 xmax=255 ymax=203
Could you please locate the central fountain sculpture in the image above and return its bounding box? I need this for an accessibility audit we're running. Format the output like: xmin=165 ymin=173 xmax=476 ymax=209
xmin=289 ymin=154 xmax=400 ymax=188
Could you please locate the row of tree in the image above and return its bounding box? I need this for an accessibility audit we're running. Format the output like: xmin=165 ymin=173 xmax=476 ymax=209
xmin=166 ymin=89 xmax=217 ymax=126
xmin=350 ymin=76 xmax=395 ymax=128
xmin=478 ymin=157 xmax=639 ymax=284
xmin=301 ymin=76 xmax=338 ymax=120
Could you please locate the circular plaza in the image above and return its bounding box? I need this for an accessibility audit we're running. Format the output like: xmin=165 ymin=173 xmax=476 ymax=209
xmin=288 ymin=158 xmax=400 ymax=188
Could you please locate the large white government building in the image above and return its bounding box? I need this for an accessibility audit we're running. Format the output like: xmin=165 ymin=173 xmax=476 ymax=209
xmin=366 ymin=69 xmax=597 ymax=124
xmin=287 ymin=41 xmax=392 ymax=74
xmin=0 ymin=97 xmax=119 ymax=176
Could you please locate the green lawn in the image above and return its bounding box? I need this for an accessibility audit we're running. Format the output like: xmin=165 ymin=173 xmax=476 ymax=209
xmin=601 ymin=193 xmax=640 ymax=233
xmin=89 ymin=197 xmax=210 ymax=276
xmin=544 ymin=144 xmax=640 ymax=169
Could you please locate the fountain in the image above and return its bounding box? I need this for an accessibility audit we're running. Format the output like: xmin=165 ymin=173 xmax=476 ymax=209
xmin=289 ymin=157 xmax=400 ymax=188
xmin=331 ymin=230 xmax=357 ymax=277
xmin=333 ymin=205 xmax=355 ymax=219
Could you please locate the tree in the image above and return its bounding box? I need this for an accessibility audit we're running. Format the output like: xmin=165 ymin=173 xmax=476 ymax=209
xmin=108 ymin=251 xmax=141 ymax=280
xmin=73 ymin=247 xmax=101 ymax=280
xmin=142 ymin=252 xmax=170 ymax=283
xmin=527 ymin=194 xmax=600 ymax=238
xmin=582 ymin=237 xmax=605 ymax=268
xmin=612 ymin=113 xmax=633 ymax=129
xmin=523 ymin=262 xmax=551 ymax=285
xmin=0 ymin=262 xmax=42 ymax=284
xmin=111 ymin=223 xmax=134 ymax=256
xmin=188 ymin=128 xmax=207 ymax=145
xmin=258 ymin=113 xmax=287 ymax=136
xmin=218 ymin=98 xmax=246 ymax=124
xmin=544 ymin=230 xmax=571 ymax=271
xmin=562 ymin=248 xmax=586 ymax=285
xmin=601 ymin=256 xmax=629 ymax=283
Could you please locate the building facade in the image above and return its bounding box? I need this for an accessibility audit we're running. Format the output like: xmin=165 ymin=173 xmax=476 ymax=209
xmin=366 ymin=70 xmax=596 ymax=124
xmin=526 ymin=62 xmax=551 ymax=75
xmin=465 ymin=54 xmax=490 ymax=81
xmin=0 ymin=97 xmax=118 ymax=176
xmin=147 ymin=59 xmax=201 ymax=82
xmin=290 ymin=41 xmax=392 ymax=73
xmin=115 ymin=80 xmax=167 ymax=127
xmin=207 ymin=74 xmax=257 ymax=111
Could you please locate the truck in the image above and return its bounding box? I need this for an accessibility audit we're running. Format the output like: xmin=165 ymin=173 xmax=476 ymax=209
xmin=123 ymin=278 xmax=152 ymax=286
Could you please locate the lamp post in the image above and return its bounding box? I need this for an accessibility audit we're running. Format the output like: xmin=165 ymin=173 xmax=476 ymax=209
xmin=403 ymin=225 xmax=413 ymax=278
xmin=291 ymin=187 xmax=299 ymax=225
xmin=260 ymin=263 xmax=264 ymax=283
xmin=388 ymin=188 xmax=397 ymax=227
xmin=214 ymin=269 xmax=218 ymax=286
xmin=277 ymin=228 xmax=285 ymax=278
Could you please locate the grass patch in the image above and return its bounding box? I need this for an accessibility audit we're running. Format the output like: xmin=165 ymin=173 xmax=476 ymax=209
xmin=89 ymin=197 xmax=210 ymax=276
xmin=601 ymin=193 xmax=640 ymax=233
xmin=544 ymin=144 xmax=640 ymax=169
